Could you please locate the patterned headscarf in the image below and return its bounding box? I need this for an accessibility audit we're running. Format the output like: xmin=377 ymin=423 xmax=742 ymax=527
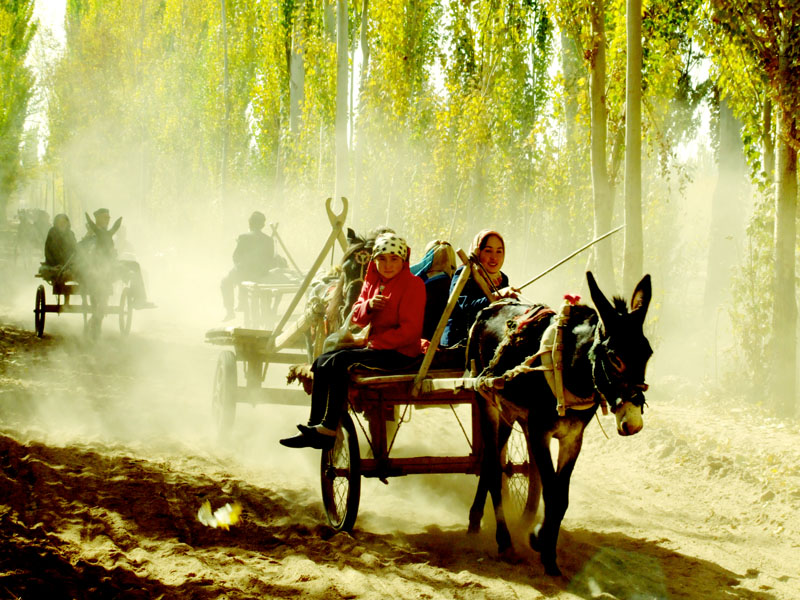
xmin=371 ymin=233 xmax=409 ymax=262
xmin=469 ymin=229 xmax=505 ymax=258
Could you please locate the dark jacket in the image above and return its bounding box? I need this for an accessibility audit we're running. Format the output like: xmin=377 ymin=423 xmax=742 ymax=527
xmin=44 ymin=227 xmax=78 ymax=267
xmin=233 ymin=231 xmax=275 ymax=279
xmin=441 ymin=265 xmax=509 ymax=347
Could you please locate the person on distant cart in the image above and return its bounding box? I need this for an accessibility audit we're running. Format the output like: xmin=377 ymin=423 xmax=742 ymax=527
xmin=220 ymin=211 xmax=280 ymax=321
xmin=440 ymin=229 xmax=518 ymax=348
xmin=43 ymin=213 xmax=78 ymax=277
xmin=280 ymin=232 xmax=426 ymax=449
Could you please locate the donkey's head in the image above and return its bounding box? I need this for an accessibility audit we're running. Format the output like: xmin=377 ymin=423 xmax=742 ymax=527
xmin=85 ymin=213 xmax=122 ymax=260
xmin=586 ymin=271 xmax=652 ymax=436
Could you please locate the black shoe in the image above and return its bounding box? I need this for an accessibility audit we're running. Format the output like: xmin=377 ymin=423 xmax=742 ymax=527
xmin=279 ymin=433 xmax=315 ymax=448
xmin=280 ymin=429 xmax=335 ymax=450
xmin=297 ymin=423 xmax=316 ymax=435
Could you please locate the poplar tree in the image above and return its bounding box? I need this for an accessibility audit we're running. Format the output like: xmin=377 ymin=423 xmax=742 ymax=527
xmin=0 ymin=0 xmax=37 ymax=223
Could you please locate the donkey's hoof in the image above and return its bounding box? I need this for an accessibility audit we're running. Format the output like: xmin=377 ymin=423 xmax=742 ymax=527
xmin=542 ymin=560 xmax=562 ymax=577
xmin=467 ymin=522 xmax=481 ymax=535
xmin=499 ymin=547 xmax=523 ymax=564
xmin=528 ymin=531 xmax=541 ymax=552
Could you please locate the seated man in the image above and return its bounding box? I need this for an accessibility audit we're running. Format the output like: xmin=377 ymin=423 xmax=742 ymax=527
xmin=82 ymin=208 xmax=154 ymax=308
xmin=221 ymin=211 xmax=277 ymax=321
xmin=43 ymin=213 xmax=78 ymax=276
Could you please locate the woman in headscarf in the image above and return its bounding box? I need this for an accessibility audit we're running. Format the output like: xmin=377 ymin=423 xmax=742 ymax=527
xmin=410 ymin=240 xmax=457 ymax=340
xmin=441 ymin=230 xmax=518 ymax=347
xmin=280 ymin=232 xmax=426 ymax=449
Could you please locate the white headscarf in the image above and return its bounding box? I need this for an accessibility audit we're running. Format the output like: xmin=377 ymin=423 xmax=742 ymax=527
xmin=371 ymin=233 xmax=409 ymax=262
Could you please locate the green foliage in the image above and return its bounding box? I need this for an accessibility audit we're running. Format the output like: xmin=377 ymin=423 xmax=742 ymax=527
xmin=727 ymin=191 xmax=775 ymax=396
xmin=0 ymin=0 xmax=37 ymax=220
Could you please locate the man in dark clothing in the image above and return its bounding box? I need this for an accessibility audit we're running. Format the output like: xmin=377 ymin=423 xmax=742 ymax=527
xmin=44 ymin=213 xmax=78 ymax=269
xmin=221 ymin=211 xmax=277 ymax=321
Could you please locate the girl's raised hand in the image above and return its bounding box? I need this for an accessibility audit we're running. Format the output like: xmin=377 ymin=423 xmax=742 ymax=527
xmin=369 ymin=294 xmax=388 ymax=312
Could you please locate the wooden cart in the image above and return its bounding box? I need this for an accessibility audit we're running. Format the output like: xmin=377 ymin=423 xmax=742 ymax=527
xmin=33 ymin=272 xmax=147 ymax=338
xmin=205 ymin=197 xmax=351 ymax=434
xmin=206 ymin=219 xmax=534 ymax=531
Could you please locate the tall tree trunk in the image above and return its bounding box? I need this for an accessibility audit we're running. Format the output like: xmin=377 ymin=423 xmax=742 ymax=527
xmin=561 ymin=31 xmax=581 ymax=165
xmin=334 ymin=0 xmax=349 ymax=201
xmin=703 ymin=98 xmax=745 ymax=315
xmin=762 ymin=95 xmax=775 ymax=181
xmin=220 ymin=0 xmax=230 ymax=204
xmin=289 ymin=14 xmax=305 ymax=135
xmin=772 ymin=106 xmax=798 ymax=417
xmin=353 ymin=0 xmax=369 ymax=206
xmin=622 ymin=0 xmax=643 ymax=293
xmin=589 ymin=0 xmax=613 ymax=286
xmin=324 ymin=0 xmax=336 ymax=40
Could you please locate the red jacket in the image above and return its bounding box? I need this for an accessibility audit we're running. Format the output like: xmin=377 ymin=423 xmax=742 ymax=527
xmin=351 ymin=260 xmax=426 ymax=357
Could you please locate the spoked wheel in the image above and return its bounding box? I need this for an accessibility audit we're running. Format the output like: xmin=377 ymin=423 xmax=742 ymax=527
xmin=212 ymin=351 xmax=237 ymax=438
xmin=81 ymin=294 xmax=89 ymax=332
xmin=119 ymin=287 xmax=134 ymax=335
xmin=34 ymin=285 xmax=46 ymax=338
xmin=320 ymin=412 xmax=361 ymax=531
xmin=501 ymin=419 xmax=537 ymax=527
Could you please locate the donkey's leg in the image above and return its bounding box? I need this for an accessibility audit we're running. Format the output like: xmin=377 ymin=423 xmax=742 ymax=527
xmin=532 ymin=426 xmax=585 ymax=576
xmin=467 ymin=400 xmax=500 ymax=536
xmin=489 ymin=419 xmax=515 ymax=554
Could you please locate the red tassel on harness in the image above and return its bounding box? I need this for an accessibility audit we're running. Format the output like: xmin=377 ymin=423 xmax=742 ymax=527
xmin=564 ymin=294 xmax=581 ymax=306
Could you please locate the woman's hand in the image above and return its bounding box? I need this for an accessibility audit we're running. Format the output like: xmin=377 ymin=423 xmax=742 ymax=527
xmin=493 ymin=286 xmax=520 ymax=301
xmin=368 ymin=294 xmax=388 ymax=312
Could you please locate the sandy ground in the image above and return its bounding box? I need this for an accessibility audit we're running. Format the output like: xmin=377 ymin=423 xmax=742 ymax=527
xmin=1 ymin=269 xmax=799 ymax=599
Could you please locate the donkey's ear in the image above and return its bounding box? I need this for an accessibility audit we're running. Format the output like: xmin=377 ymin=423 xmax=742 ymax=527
xmin=630 ymin=274 xmax=652 ymax=322
xmin=346 ymin=227 xmax=358 ymax=244
xmin=587 ymin=271 xmax=616 ymax=331
xmin=109 ymin=217 xmax=122 ymax=236
xmin=85 ymin=213 xmax=98 ymax=234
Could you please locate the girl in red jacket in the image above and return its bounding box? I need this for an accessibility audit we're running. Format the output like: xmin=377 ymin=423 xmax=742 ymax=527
xmin=280 ymin=233 xmax=426 ymax=449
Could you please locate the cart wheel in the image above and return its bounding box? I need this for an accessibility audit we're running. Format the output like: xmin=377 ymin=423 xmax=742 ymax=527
xmin=34 ymin=285 xmax=46 ymax=337
xmin=81 ymin=293 xmax=89 ymax=331
xmin=320 ymin=413 xmax=361 ymax=531
xmin=501 ymin=419 xmax=536 ymax=528
xmin=119 ymin=288 xmax=134 ymax=335
xmin=212 ymin=351 xmax=237 ymax=437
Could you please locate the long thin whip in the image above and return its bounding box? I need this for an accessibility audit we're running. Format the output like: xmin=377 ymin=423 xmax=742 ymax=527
xmin=517 ymin=224 xmax=625 ymax=291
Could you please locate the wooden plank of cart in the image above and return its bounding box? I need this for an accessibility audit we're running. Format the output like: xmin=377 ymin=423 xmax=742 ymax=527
xmin=205 ymin=197 xmax=351 ymax=436
xmin=318 ymin=248 xmax=534 ymax=533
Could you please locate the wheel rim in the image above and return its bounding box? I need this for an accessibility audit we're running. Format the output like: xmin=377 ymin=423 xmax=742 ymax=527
xmin=321 ymin=415 xmax=360 ymax=531
xmin=119 ymin=289 xmax=133 ymax=334
xmin=322 ymin=429 xmax=351 ymax=527
xmin=502 ymin=421 xmax=531 ymax=521
xmin=34 ymin=286 xmax=45 ymax=336
xmin=212 ymin=352 xmax=236 ymax=436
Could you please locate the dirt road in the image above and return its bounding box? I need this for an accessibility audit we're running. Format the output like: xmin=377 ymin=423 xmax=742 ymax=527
xmin=1 ymin=297 xmax=799 ymax=599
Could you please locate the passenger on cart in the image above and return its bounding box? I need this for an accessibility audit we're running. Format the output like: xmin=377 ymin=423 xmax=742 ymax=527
xmin=410 ymin=240 xmax=457 ymax=341
xmin=81 ymin=208 xmax=154 ymax=309
xmin=220 ymin=210 xmax=283 ymax=321
xmin=42 ymin=213 xmax=78 ymax=280
xmin=440 ymin=229 xmax=518 ymax=348
xmin=280 ymin=232 xmax=426 ymax=450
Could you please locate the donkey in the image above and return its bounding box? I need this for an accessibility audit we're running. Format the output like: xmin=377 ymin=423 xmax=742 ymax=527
xmin=466 ymin=271 xmax=652 ymax=576
xmin=78 ymin=213 xmax=122 ymax=336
